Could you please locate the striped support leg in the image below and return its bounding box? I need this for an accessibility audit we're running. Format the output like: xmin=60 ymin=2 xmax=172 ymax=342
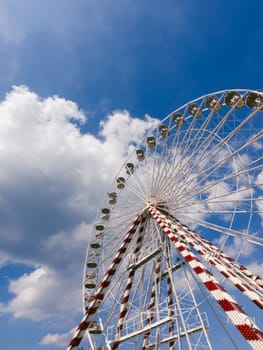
xmin=175 ymin=218 xmax=263 ymax=296
xmin=142 ymin=255 xmax=162 ymax=350
xmin=67 ymin=214 xmax=143 ymax=350
xmin=167 ymin=219 xmax=263 ymax=310
xmin=112 ymin=218 xmax=146 ymax=350
xmin=148 ymin=206 xmax=263 ymax=350
xmin=167 ymin=274 xmax=175 ymax=350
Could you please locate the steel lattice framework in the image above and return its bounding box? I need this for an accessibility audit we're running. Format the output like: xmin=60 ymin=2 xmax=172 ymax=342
xmin=68 ymin=89 xmax=263 ymax=350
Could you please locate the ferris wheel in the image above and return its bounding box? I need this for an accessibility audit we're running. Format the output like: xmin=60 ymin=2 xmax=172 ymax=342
xmin=68 ymin=89 xmax=263 ymax=350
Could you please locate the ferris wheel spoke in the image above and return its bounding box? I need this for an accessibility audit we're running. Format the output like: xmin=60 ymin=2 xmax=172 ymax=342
xmin=150 ymin=129 xmax=173 ymax=193
xmin=178 ymin=110 xmax=214 ymax=161
xmin=118 ymin=180 xmax=148 ymax=202
xmin=176 ymin=152 xmax=242 ymax=204
xmin=176 ymin=111 xmax=260 ymax=195
xmin=171 ymin=102 xmax=240 ymax=187
xmin=147 ymin=136 xmax=163 ymax=196
xmin=173 ymin=190 xmax=253 ymax=211
xmin=176 ymin=161 xmax=263 ymax=210
xmin=180 ymin=164 xmax=263 ymax=209
xmin=172 ymin=104 xmax=229 ymax=180
xmin=151 ymin=132 xmax=180 ymax=199
xmin=126 ymin=159 xmax=150 ymax=197
xmin=153 ymin=114 xmax=199 ymax=195
xmin=179 ymin=188 xmax=255 ymax=208
xmin=176 ymin=209 xmax=257 ymax=215
xmin=200 ymin=103 xmax=259 ymax=159
xmin=179 ymin=213 xmax=263 ymax=247
xmin=174 ymin=197 xmax=256 ymax=211
xmin=127 ymin=169 xmax=151 ymax=200
xmin=154 ymin=137 xmax=181 ymax=197
xmin=172 ymin=116 xmax=201 ymax=167
xmin=179 ymin=96 xmax=227 ymax=165
xmin=185 ymin=191 xmax=263 ymax=207
xmin=162 ymin=117 xmax=203 ymax=189
xmin=195 ymin=130 xmax=263 ymax=188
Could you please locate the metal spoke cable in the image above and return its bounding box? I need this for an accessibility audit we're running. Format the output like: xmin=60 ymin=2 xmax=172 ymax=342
xmin=175 ymin=112 xmax=262 ymax=196
xmin=175 ymin=162 xmax=263 ymax=208
xmin=154 ymin=115 xmax=200 ymax=195
xmin=171 ymin=101 xmax=240 ymax=186
xmin=178 ymin=109 xmax=261 ymax=195
xmin=171 ymin=101 xmax=228 ymax=180
xmin=179 ymin=213 xmax=263 ymax=247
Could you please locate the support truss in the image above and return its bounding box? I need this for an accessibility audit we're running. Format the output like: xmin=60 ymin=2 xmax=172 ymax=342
xmin=67 ymin=214 xmax=145 ymax=350
xmin=147 ymin=205 xmax=263 ymax=350
xmin=68 ymin=206 xmax=263 ymax=350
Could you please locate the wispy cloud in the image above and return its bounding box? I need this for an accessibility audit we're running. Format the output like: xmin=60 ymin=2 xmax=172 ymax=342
xmin=39 ymin=329 xmax=74 ymax=347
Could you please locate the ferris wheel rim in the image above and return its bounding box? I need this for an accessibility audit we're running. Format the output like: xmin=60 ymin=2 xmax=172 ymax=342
xmin=76 ymin=88 xmax=263 ymax=350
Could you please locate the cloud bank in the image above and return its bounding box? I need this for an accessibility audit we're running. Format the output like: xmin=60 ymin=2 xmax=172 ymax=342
xmin=0 ymin=86 xmax=158 ymax=345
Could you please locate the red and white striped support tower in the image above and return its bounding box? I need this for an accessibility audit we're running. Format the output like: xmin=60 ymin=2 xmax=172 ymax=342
xmin=113 ymin=218 xmax=147 ymax=349
xmin=141 ymin=255 xmax=163 ymax=350
xmin=68 ymin=215 xmax=144 ymax=350
xmin=147 ymin=206 xmax=263 ymax=350
xmin=68 ymin=89 xmax=263 ymax=350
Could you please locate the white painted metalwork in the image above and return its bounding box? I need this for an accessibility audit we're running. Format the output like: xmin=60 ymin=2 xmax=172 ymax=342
xmin=69 ymin=89 xmax=263 ymax=350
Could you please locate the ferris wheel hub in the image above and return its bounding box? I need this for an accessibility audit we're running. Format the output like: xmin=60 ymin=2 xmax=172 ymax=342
xmin=145 ymin=198 xmax=171 ymax=217
xmin=147 ymin=197 xmax=158 ymax=207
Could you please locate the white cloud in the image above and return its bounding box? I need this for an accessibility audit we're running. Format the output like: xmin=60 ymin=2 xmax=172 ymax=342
xmin=0 ymin=85 xmax=156 ymax=264
xmin=3 ymin=267 xmax=80 ymax=322
xmin=206 ymin=182 xmax=249 ymax=212
xmin=40 ymin=329 xmax=74 ymax=347
xmin=256 ymin=198 xmax=263 ymax=222
xmin=256 ymin=171 xmax=263 ymax=187
xmin=100 ymin=110 xmax=159 ymax=153
xmin=0 ymin=86 xmax=158 ymax=331
xmin=213 ymin=234 xmax=256 ymax=259
xmin=247 ymin=261 xmax=263 ymax=276
xmin=255 ymin=174 xmax=263 ymax=223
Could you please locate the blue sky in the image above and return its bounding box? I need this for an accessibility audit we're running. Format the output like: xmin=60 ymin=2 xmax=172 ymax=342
xmin=0 ymin=1 xmax=263 ymax=350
